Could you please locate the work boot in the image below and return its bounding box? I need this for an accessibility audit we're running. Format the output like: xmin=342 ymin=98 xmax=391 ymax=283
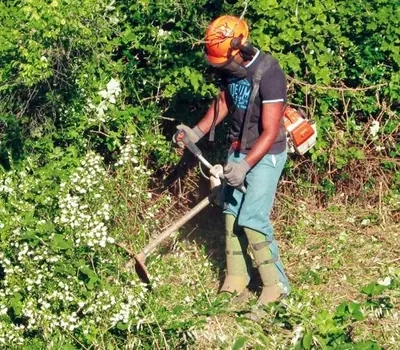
xmin=244 ymin=228 xmax=288 ymax=306
xmin=244 ymin=306 xmax=267 ymax=322
xmin=219 ymin=215 xmax=251 ymax=295
xmin=230 ymin=288 xmax=250 ymax=305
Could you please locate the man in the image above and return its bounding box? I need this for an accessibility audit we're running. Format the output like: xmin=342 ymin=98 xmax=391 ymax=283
xmin=173 ymin=15 xmax=290 ymax=305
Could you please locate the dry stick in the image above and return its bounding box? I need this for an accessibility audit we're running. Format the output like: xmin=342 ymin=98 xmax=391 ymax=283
xmin=379 ymin=181 xmax=385 ymax=226
xmin=186 ymin=0 xmax=250 ymax=47
xmin=341 ymin=89 xmax=351 ymax=125
xmin=115 ymin=242 xmax=135 ymax=257
xmin=365 ymin=118 xmax=399 ymax=154
xmin=311 ymin=90 xmax=317 ymax=120
xmin=287 ymin=76 xmax=387 ymax=92
xmin=239 ymin=0 xmax=249 ymax=20
xmin=16 ymin=86 xmax=38 ymax=118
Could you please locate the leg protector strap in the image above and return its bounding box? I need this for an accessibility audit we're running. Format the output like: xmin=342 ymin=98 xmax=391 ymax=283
xmin=244 ymin=227 xmax=285 ymax=303
xmin=251 ymin=240 xmax=272 ymax=251
xmin=226 ymin=250 xmax=245 ymax=255
xmin=257 ymin=257 xmax=279 ymax=267
xmin=221 ymin=215 xmax=251 ymax=294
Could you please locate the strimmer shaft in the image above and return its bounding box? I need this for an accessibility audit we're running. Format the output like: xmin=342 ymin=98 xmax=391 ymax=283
xmin=142 ymin=190 xmax=215 ymax=256
xmin=131 ymin=190 xmax=217 ymax=285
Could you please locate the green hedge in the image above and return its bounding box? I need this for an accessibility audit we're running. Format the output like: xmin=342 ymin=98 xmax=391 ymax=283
xmin=0 ymin=1 xmax=399 ymax=345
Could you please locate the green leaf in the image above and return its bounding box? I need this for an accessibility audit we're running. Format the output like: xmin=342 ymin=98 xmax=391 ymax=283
xmin=360 ymin=283 xmax=386 ymax=297
xmin=116 ymin=322 xmax=129 ymax=330
xmin=348 ymin=302 xmax=360 ymax=314
xmin=172 ymin=305 xmax=185 ymax=315
xmin=54 ymin=263 xmax=76 ymax=276
xmin=232 ymin=336 xmax=248 ymax=350
xmin=9 ymin=293 xmax=23 ymax=316
xmin=61 ymin=345 xmax=77 ymax=350
xmin=302 ymin=332 xmax=313 ymax=349
xmin=51 ymin=234 xmax=73 ymax=250
xmin=354 ymin=340 xmax=381 ymax=350
xmin=80 ymin=267 xmax=99 ymax=290
xmin=352 ymin=310 xmax=365 ymax=321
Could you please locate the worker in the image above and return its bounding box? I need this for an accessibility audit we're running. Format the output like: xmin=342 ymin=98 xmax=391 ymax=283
xmin=173 ymin=15 xmax=290 ymax=306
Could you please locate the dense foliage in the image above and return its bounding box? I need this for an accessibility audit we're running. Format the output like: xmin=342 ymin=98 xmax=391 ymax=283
xmin=0 ymin=0 xmax=398 ymax=348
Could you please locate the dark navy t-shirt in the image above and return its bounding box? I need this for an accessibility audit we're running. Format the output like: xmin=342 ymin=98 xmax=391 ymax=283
xmin=225 ymin=50 xmax=287 ymax=153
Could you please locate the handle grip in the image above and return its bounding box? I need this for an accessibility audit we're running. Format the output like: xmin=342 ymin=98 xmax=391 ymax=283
xmin=180 ymin=131 xmax=202 ymax=158
xmin=178 ymin=130 xmax=246 ymax=193
xmin=223 ymin=164 xmax=247 ymax=194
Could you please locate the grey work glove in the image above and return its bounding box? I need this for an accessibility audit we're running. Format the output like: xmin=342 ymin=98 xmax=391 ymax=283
xmin=224 ymin=160 xmax=251 ymax=187
xmin=172 ymin=124 xmax=204 ymax=149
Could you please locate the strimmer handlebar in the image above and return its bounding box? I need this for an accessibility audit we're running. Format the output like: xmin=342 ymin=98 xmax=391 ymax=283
xmin=222 ymin=163 xmax=247 ymax=194
xmin=181 ymin=133 xmax=246 ymax=193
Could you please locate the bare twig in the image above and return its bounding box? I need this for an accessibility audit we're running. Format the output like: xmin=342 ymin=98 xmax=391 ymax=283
xmin=115 ymin=242 xmax=135 ymax=257
xmin=239 ymin=1 xmax=249 ymax=21
xmin=287 ymin=76 xmax=387 ymax=92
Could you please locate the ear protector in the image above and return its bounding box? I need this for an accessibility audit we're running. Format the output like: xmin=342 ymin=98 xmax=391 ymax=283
xmin=204 ymin=36 xmax=256 ymax=79
xmin=230 ymin=35 xmax=256 ymax=61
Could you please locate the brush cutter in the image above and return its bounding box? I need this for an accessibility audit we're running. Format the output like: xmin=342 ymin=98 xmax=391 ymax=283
xmin=116 ymin=136 xmax=246 ymax=285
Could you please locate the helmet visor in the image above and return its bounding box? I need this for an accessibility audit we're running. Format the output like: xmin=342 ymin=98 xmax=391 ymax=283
xmin=204 ymin=53 xmax=247 ymax=79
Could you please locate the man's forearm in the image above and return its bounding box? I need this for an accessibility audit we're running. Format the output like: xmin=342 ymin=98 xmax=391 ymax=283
xmin=244 ymin=130 xmax=278 ymax=167
xmin=243 ymin=102 xmax=283 ymax=167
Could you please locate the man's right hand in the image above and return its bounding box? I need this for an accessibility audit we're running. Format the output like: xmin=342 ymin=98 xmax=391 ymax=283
xmin=172 ymin=124 xmax=204 ymax=149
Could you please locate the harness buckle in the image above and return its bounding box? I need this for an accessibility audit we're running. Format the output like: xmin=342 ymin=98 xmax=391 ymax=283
xmin=231 ymin=140 xmax=241 ymax=151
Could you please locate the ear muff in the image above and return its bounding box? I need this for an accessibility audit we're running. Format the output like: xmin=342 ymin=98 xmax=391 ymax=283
xmin=230 ymin=37 xmax=256 ymax=61
xmin=230 ymin=36 xmax=243 ymax=50
xmin=240 ymin=41 xmax=256 ymax=56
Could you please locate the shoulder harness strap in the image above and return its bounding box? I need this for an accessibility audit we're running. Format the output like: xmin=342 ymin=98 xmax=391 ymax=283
xmin=240 ymin=53 xmax=275 ymax=151
xmin=208 ymin=93 xmax=219 ymax=142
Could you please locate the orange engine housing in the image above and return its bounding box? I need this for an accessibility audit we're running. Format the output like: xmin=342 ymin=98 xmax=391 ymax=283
xmin=284 ymin=106 xmax=317 ymax=155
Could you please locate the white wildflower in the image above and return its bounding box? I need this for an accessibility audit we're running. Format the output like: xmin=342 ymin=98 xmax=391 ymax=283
xmin=291 ymin=325 xmax=304 ymax=345
xmin=106 ymin=78 xmax=121 ymax=97
xmin=377 ymin=277 xmax=391 ymax=286
xmin=339 ymin=231 xmax=348 ymax=241
xmin=157 ymin=28 xmax=169 ymax=37
xmin=98 ymin=89 xmax=109 ymax=99
xmin=361 ymin=218 xmax=370 ymax=226
xmin=109 ymin=95 xmax=116 ymax=104
xmin=369 ymin=120 xmax=380 ymax=138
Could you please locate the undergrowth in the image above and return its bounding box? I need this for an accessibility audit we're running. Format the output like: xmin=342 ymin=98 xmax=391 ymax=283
xmin=1 ymin=0 xmax=399 ymax=348
xmin=138 ymin=188 xmax=400 ymax=350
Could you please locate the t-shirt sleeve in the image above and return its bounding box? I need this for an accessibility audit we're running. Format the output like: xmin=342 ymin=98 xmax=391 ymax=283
xmin=259 ymin=63 xmax=287 ymax=104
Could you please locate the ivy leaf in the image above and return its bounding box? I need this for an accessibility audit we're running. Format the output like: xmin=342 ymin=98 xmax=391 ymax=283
xmin=51 ymin=234 xmax=73 ymax=250
xmin=80 ymin=267 xmax=99 ymax=290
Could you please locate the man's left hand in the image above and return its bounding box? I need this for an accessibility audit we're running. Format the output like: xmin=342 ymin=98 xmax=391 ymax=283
xmin=224 ymin=160 xmax=251 ymax=187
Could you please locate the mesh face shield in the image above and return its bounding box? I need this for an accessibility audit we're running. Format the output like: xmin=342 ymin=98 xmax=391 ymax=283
xmin=204 ymin=52 xmax=247 ymax=79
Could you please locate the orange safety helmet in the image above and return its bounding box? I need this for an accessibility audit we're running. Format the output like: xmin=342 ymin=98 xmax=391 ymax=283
xmin=204 ymin=15 xmax=249 ymax=65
